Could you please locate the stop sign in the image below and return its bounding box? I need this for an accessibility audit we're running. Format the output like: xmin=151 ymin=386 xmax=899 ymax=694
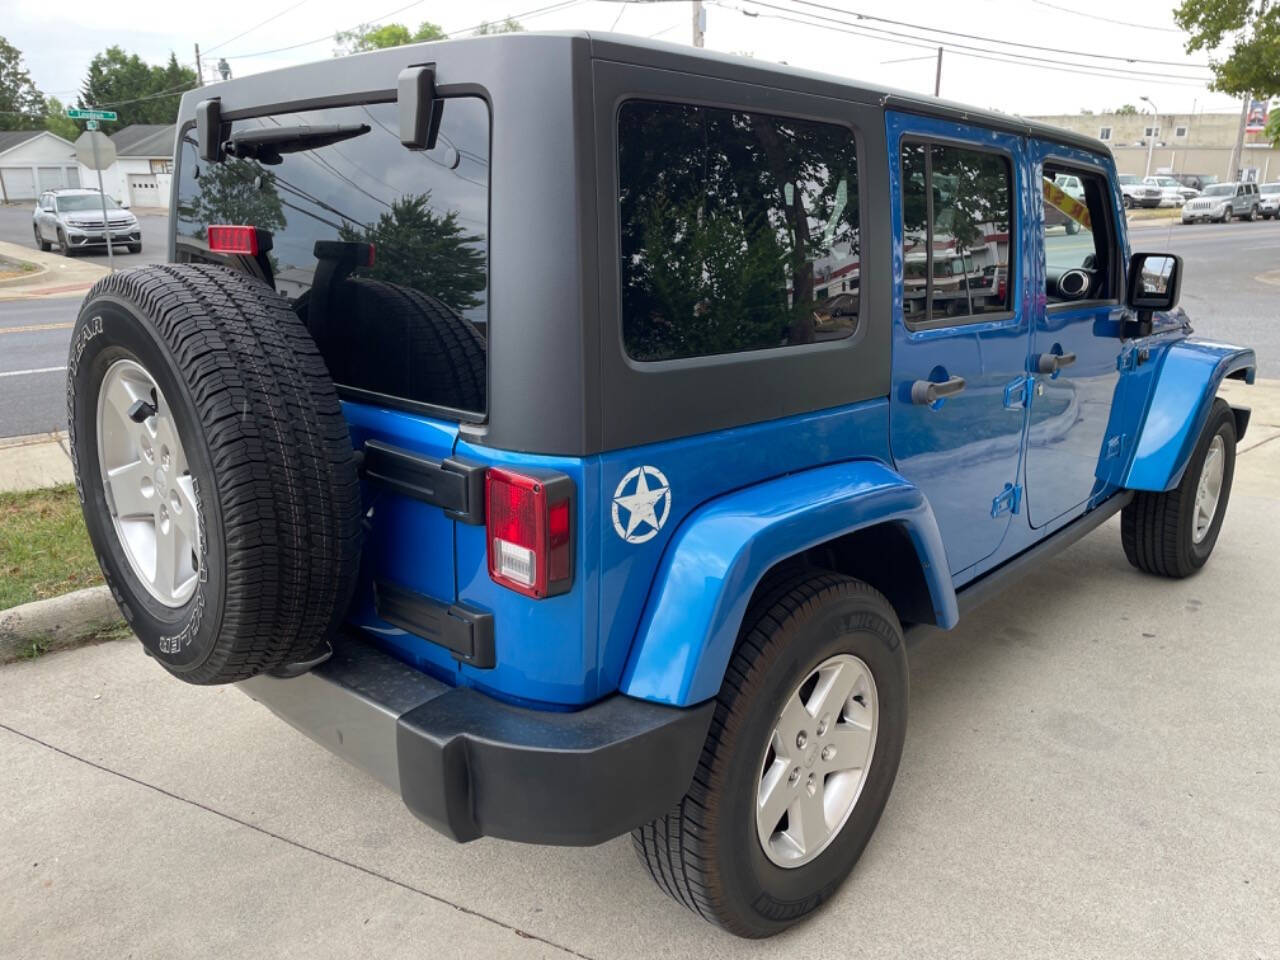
xmin=75 ymin=131 xmax=116 ymax=170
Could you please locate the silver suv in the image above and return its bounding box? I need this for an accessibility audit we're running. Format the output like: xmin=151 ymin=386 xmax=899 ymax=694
xmin=1259 ymin=183 xmax=1280 ymax=219
xmin=1182 ymin=181 xmax=1261 ymax=223
xmin=32 ymin=188 xmax=142 ymax=255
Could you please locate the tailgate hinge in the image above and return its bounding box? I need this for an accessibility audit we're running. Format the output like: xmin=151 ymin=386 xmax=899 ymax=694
xmin=991 ymin=482 xmax=1023 ymax=518
xmin=362 ymin=440 xmax=485 ymax=524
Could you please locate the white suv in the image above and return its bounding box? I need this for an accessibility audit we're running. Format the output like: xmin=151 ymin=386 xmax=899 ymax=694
xmin=1259 ymin=183 xmax=1280 ymax=219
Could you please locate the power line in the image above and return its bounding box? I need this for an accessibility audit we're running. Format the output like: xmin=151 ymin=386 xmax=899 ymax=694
xmin=714 ymin=1 xmax=1212 ymax=89
xmin=204 ymin=0 xmax=314 ymax=54
xmin=1030 ymin=0 xmax=1183 ymax=33
xmin=221 ymin=0 xmax=583 ymax=60
xmin=781 ymin=0 xmax=1210 ymax=70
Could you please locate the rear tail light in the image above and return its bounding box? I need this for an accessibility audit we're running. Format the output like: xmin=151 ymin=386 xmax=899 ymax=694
xmin=485 ymin=468 xmax=574 ymax=598
xmin=207 ymin=224 xmax=260 ymax=255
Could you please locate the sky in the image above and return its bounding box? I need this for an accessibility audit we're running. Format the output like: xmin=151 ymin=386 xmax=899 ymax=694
xmin=1 ymin=0 xmax=1249 ymax=120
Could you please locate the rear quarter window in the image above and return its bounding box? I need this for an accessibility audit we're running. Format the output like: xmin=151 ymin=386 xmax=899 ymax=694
xmin=617 ymin=100 xmax=861 ymax=362
xmin=175 ymin=97 xmax=490 ymax=416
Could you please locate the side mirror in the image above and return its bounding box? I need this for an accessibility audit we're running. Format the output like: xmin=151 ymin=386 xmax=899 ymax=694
xmin=398 ymin=64 xmax=442 ymax=151
xmin=1126 ymin=252 xmax=1181 ymax=312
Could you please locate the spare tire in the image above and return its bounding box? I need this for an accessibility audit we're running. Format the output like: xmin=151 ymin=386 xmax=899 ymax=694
xmin=298 ymin=278 xmax=486 ymax=413
xmin=66 ymin=264 xmax=363 ymax=684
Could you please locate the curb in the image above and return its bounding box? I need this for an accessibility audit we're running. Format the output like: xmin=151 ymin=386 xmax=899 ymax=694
xmin=0 ymin=586 xmax=126 ymax=664
xmin=0 ymin=259 xmax=49 ymax=287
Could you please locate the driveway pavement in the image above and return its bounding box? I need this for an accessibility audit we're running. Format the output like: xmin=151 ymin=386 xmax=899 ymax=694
xmin=2 ymin=382 xmax=1278 ymax=960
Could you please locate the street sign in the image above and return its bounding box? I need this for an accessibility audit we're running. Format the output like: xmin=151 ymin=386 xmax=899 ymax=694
xmin=66 ymin=107 xmax=118 ymax=122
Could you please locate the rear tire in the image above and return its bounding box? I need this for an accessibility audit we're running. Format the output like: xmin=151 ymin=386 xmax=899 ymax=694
xmin=67 ymin=264 xmax=363 ymax=684
xmin=633 ymin=572 xmax=908 ymax=938
xmin=128 ymin=243 xmax=141 ymax=254
xmin=1122 ymin=398 xmax=1236 ymax=579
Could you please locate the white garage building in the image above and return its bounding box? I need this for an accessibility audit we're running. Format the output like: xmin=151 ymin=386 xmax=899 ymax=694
xmin=77 ymin=125 xmax=176 ymax=210
xmin=0 ymin=130 xmax=81 ymax=202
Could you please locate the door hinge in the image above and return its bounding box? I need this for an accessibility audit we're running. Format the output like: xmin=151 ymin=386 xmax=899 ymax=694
xmin=991 ymin=482 xmax=1023 ymax=518
xmin=1003 ymin=375 xmax=1033 ymax=409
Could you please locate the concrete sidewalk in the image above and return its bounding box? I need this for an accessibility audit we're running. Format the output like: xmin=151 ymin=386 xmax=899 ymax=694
xmin=0 ymin=241 xmax=109 ymax=302
xmin=2 ymin=383 xmax=1278 ymax=960
xmin=0 ymin=432 xmax=73 ymax=493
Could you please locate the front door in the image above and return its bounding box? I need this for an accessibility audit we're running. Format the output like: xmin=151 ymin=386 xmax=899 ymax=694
xmin=1024 ymin=145 xmax=1125 ymax=527
xmin=888 ymin=113 xmax=1032 ymax=576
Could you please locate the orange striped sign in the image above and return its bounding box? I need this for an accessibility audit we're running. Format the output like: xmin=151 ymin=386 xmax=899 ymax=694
xmin=1042 ymin=178 xmax=1091 ymax=230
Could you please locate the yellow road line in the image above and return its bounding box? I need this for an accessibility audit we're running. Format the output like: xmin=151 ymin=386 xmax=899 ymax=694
xmin=0 ymin=321 xmax=75 ymax=336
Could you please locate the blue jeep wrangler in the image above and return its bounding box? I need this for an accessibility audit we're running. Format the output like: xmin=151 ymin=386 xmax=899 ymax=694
xmin=67 ymin=33 xmax=1255 ymax=937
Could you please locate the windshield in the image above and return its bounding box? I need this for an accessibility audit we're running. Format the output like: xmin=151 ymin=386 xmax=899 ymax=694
xmin=1153 ymin=178 xmax=1178 ymax=187
xmin=1203 ymin=185 xmax=1234 ymax=197
xmin=1117 ymin=175 xmax=1139 ymax=184
xmin=56 ymin=194 xmax=121 ymax=212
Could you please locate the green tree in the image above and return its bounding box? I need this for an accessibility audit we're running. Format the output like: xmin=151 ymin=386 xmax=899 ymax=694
xmin=44 ymin=97 xmax=80 ymax=140
xmin=1115 ymin=104 xmax=1139 ymax=115
xmin=184 ymin=157 xmax=287 ymax=239
xmin=79 ymin=48 xmax=195 ymax=127
xmin=1174 ymin=0 xmax=1280 ymax=96
xmin=473 ymin=18 xmax=524 ymax=35
xmin=1266 ymin=106 xmax=1280 ymax=147
xmin=334 ymin=21 xmax=446 ymax=55
xmin=338 ymin=194 xmax=486 ymax=312
xmin=0 ymin=36 xmax=45 ymax=131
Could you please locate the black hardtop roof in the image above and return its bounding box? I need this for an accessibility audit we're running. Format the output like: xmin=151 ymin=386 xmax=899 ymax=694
xmin=179 ymin=30 xmax=1108 ymax=160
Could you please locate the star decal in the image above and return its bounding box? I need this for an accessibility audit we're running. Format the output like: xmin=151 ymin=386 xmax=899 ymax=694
xmin=611 ymin=466 xmax=672 ymax=544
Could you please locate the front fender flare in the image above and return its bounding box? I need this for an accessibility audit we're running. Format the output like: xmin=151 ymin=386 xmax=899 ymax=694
xmin=1124 ymin=339 xmax=1255 ymax=492
xmin=618 ymin=460 xmax=957 ymax=707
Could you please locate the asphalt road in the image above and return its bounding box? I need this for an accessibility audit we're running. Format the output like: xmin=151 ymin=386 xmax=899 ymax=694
xmin=0 ymin=207 xmax=1276 ymax=438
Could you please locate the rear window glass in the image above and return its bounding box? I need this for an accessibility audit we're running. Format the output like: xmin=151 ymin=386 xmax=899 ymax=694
xmin=175 ymin=98 xmax=489 ymax=415
xmin=617 ymin=101 xmax=860 ymax=362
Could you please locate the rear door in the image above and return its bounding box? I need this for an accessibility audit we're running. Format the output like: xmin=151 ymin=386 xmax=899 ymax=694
xmin=887 ymin=113 xmax=1032 ymax=576
xmin=1024 ymin=143 xmax=1125 ymax=527
xmin=173 ymin=95 xmax=492 ymax=676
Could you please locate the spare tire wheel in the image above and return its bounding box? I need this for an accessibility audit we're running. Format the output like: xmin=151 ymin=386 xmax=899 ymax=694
xmin=66 ymin=264 xmax=363 ymax=684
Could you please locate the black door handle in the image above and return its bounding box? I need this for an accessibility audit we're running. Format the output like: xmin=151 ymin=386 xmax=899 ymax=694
xmin=910 ymin=376 xmax=967 ymax=405
xmin=1035 ymin=352 xmax=1077 ymax=374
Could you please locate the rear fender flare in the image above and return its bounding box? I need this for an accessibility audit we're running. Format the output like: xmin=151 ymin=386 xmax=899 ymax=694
xmin=618 ymin=460 xmax=957 ymax=707
xmin=1124 ymin=340 xmax=1255 ymax=492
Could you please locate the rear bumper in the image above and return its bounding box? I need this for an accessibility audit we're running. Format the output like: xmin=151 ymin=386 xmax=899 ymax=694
xmin=239 ymin=637 xmax=714 ymax=845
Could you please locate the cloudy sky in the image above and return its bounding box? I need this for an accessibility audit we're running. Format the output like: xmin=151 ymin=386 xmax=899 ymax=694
xmin=4 ymin=0 xmax=1247 ymax=119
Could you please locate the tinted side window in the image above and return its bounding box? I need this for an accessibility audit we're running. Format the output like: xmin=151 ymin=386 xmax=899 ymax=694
xmin=175 ymin=98 xmax=490 ymax=415
xmin=900 ymin=141 xmax=1013 ymax=324
xmin=618 ymin=101 xmax=860 ymax=362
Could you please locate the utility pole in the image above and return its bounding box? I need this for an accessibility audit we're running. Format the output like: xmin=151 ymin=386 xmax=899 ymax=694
xmin=934 ymin=47 xmax=943 ymax=97
xmin=692 ymin=0 xmax=705 ymax=47
xmin=1140 ymin=95 xmax=1157 ymax=178
xmin=194 ymin=43 xmax=204 ymax=86
xmin=1228 ymin=93 xmax=1249 ymax=181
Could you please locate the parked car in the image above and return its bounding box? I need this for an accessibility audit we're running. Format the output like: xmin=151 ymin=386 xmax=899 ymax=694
xmin=1259 ymin=182 xmax=1280 ymax=219
xmin=1144 ymin=174 xmax=1197 ymax=204
xmin=32 ymin=187 xmax=141 ymax=255
xmin=1172 ymin=172 xmax=1217 ymax=192
xmin=1182 ymin=181 xmax=1262 ymax=222
xmin=65 ymin=34 xmax=1255 ymax=938
xmin=1116 ymin=173 xmax=1162 ymax=208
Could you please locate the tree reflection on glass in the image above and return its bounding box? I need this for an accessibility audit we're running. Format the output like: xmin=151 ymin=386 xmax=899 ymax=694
xmin=619 ymin=102 xmax=860 ymax=362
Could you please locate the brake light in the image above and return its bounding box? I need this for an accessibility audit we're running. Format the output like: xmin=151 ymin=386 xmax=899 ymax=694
xmin=207 ymin=224 xmax=259 ymax=255
xmin=486 ymin=468 xmax=574 ymax=598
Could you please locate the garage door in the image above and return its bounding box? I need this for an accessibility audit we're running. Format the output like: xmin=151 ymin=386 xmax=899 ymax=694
xmin=37 ymin=166 xmax=70 ymax=191
xmin=128 ymin=173 xmax=160 ymax=207
xmin=0 ymin=167 xmax=36 ymax=200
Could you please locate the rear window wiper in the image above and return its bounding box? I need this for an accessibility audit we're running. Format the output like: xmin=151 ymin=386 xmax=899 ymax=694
xmin=223 ymin=124 xmax=371 ymax=165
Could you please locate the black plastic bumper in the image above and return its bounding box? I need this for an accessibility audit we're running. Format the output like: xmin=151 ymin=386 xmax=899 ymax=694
xmin=239 ymin=638 xmax=714 ymax=845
